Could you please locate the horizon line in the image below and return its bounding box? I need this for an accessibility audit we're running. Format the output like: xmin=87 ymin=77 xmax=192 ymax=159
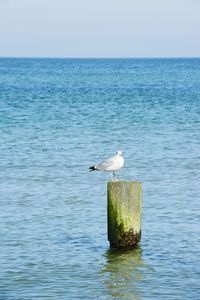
xmin=0 ymin=56 xmax=200 ymax=60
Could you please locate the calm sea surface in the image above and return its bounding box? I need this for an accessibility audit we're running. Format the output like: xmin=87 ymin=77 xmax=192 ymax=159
xmin=0 ymin=58 xmax=200 ymax=299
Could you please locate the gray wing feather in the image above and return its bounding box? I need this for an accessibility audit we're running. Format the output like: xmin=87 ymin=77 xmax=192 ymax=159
xmin=96 ymin=156 xmax=116 ymax=171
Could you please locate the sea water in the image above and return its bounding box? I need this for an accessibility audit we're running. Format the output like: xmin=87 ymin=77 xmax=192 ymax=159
xmin=0 ymin=58 xmax=200 ymax=299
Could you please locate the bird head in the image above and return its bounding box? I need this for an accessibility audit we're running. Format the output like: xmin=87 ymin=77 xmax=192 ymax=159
xmin=116 ymin=150 xmax=123 ymax=156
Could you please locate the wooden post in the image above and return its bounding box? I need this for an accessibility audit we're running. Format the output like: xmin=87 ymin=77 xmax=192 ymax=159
xmin=107 ymin=181 xmax=142 ymax=248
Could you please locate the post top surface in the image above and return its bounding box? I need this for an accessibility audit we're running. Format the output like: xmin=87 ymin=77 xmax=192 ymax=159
xmin=107 ymin=181 xmax=142 ymax=185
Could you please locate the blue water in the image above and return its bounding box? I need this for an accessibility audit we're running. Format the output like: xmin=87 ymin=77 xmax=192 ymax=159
xmin=0 ymin=58 xmax=200 ymax=299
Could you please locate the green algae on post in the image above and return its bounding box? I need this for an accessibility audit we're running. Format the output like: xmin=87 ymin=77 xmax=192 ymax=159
xmin=107 ymin=181 xmax=142 ymax=248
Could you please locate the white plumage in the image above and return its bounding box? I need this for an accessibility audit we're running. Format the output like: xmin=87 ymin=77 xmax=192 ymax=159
xmin=89 ymin=150 xmax=124 ymax=181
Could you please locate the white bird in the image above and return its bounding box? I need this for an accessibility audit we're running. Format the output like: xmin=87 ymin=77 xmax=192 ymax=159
xmin=89 ymin=150 xmax=124 ymax=181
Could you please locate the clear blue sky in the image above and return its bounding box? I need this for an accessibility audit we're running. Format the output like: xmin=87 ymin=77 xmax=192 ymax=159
xmin=0 ymin=0 xmax=200 ymax=58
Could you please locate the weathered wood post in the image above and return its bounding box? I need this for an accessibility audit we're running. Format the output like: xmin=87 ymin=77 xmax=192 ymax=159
xmin=107 ymin=181 xmax=142 ymax=248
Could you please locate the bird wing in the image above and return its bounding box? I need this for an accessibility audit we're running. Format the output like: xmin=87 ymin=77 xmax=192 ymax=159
xmin=96 ymin=156 xmax=116 ymax=171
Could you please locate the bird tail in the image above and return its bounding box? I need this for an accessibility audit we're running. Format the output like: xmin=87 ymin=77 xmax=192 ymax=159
xmin=89 ymin=165 xmax=96 ymax=172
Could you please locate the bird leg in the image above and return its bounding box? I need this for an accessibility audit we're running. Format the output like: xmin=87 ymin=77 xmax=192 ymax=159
xmin=110 ymin=172 xmax=117 ymax=181
xmin=113 ymin=172 xmax=117 ymax=181
xmin=111 ymin=172 xmax=114 ymax=181
xmin=111 ymin=172 xmax=113 ymax=181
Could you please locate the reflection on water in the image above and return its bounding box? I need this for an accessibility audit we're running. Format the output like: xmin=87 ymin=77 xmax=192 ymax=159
xmin=101 ymin=247 xmax=148 ymax=299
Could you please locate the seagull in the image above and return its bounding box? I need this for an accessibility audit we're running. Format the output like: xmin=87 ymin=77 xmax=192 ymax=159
xmin=89 ymin=150 xmax=124 ymax=181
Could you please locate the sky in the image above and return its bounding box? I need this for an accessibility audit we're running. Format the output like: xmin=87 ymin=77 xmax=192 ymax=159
xmin=0 ymin=0 xmax=200 ymax=58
